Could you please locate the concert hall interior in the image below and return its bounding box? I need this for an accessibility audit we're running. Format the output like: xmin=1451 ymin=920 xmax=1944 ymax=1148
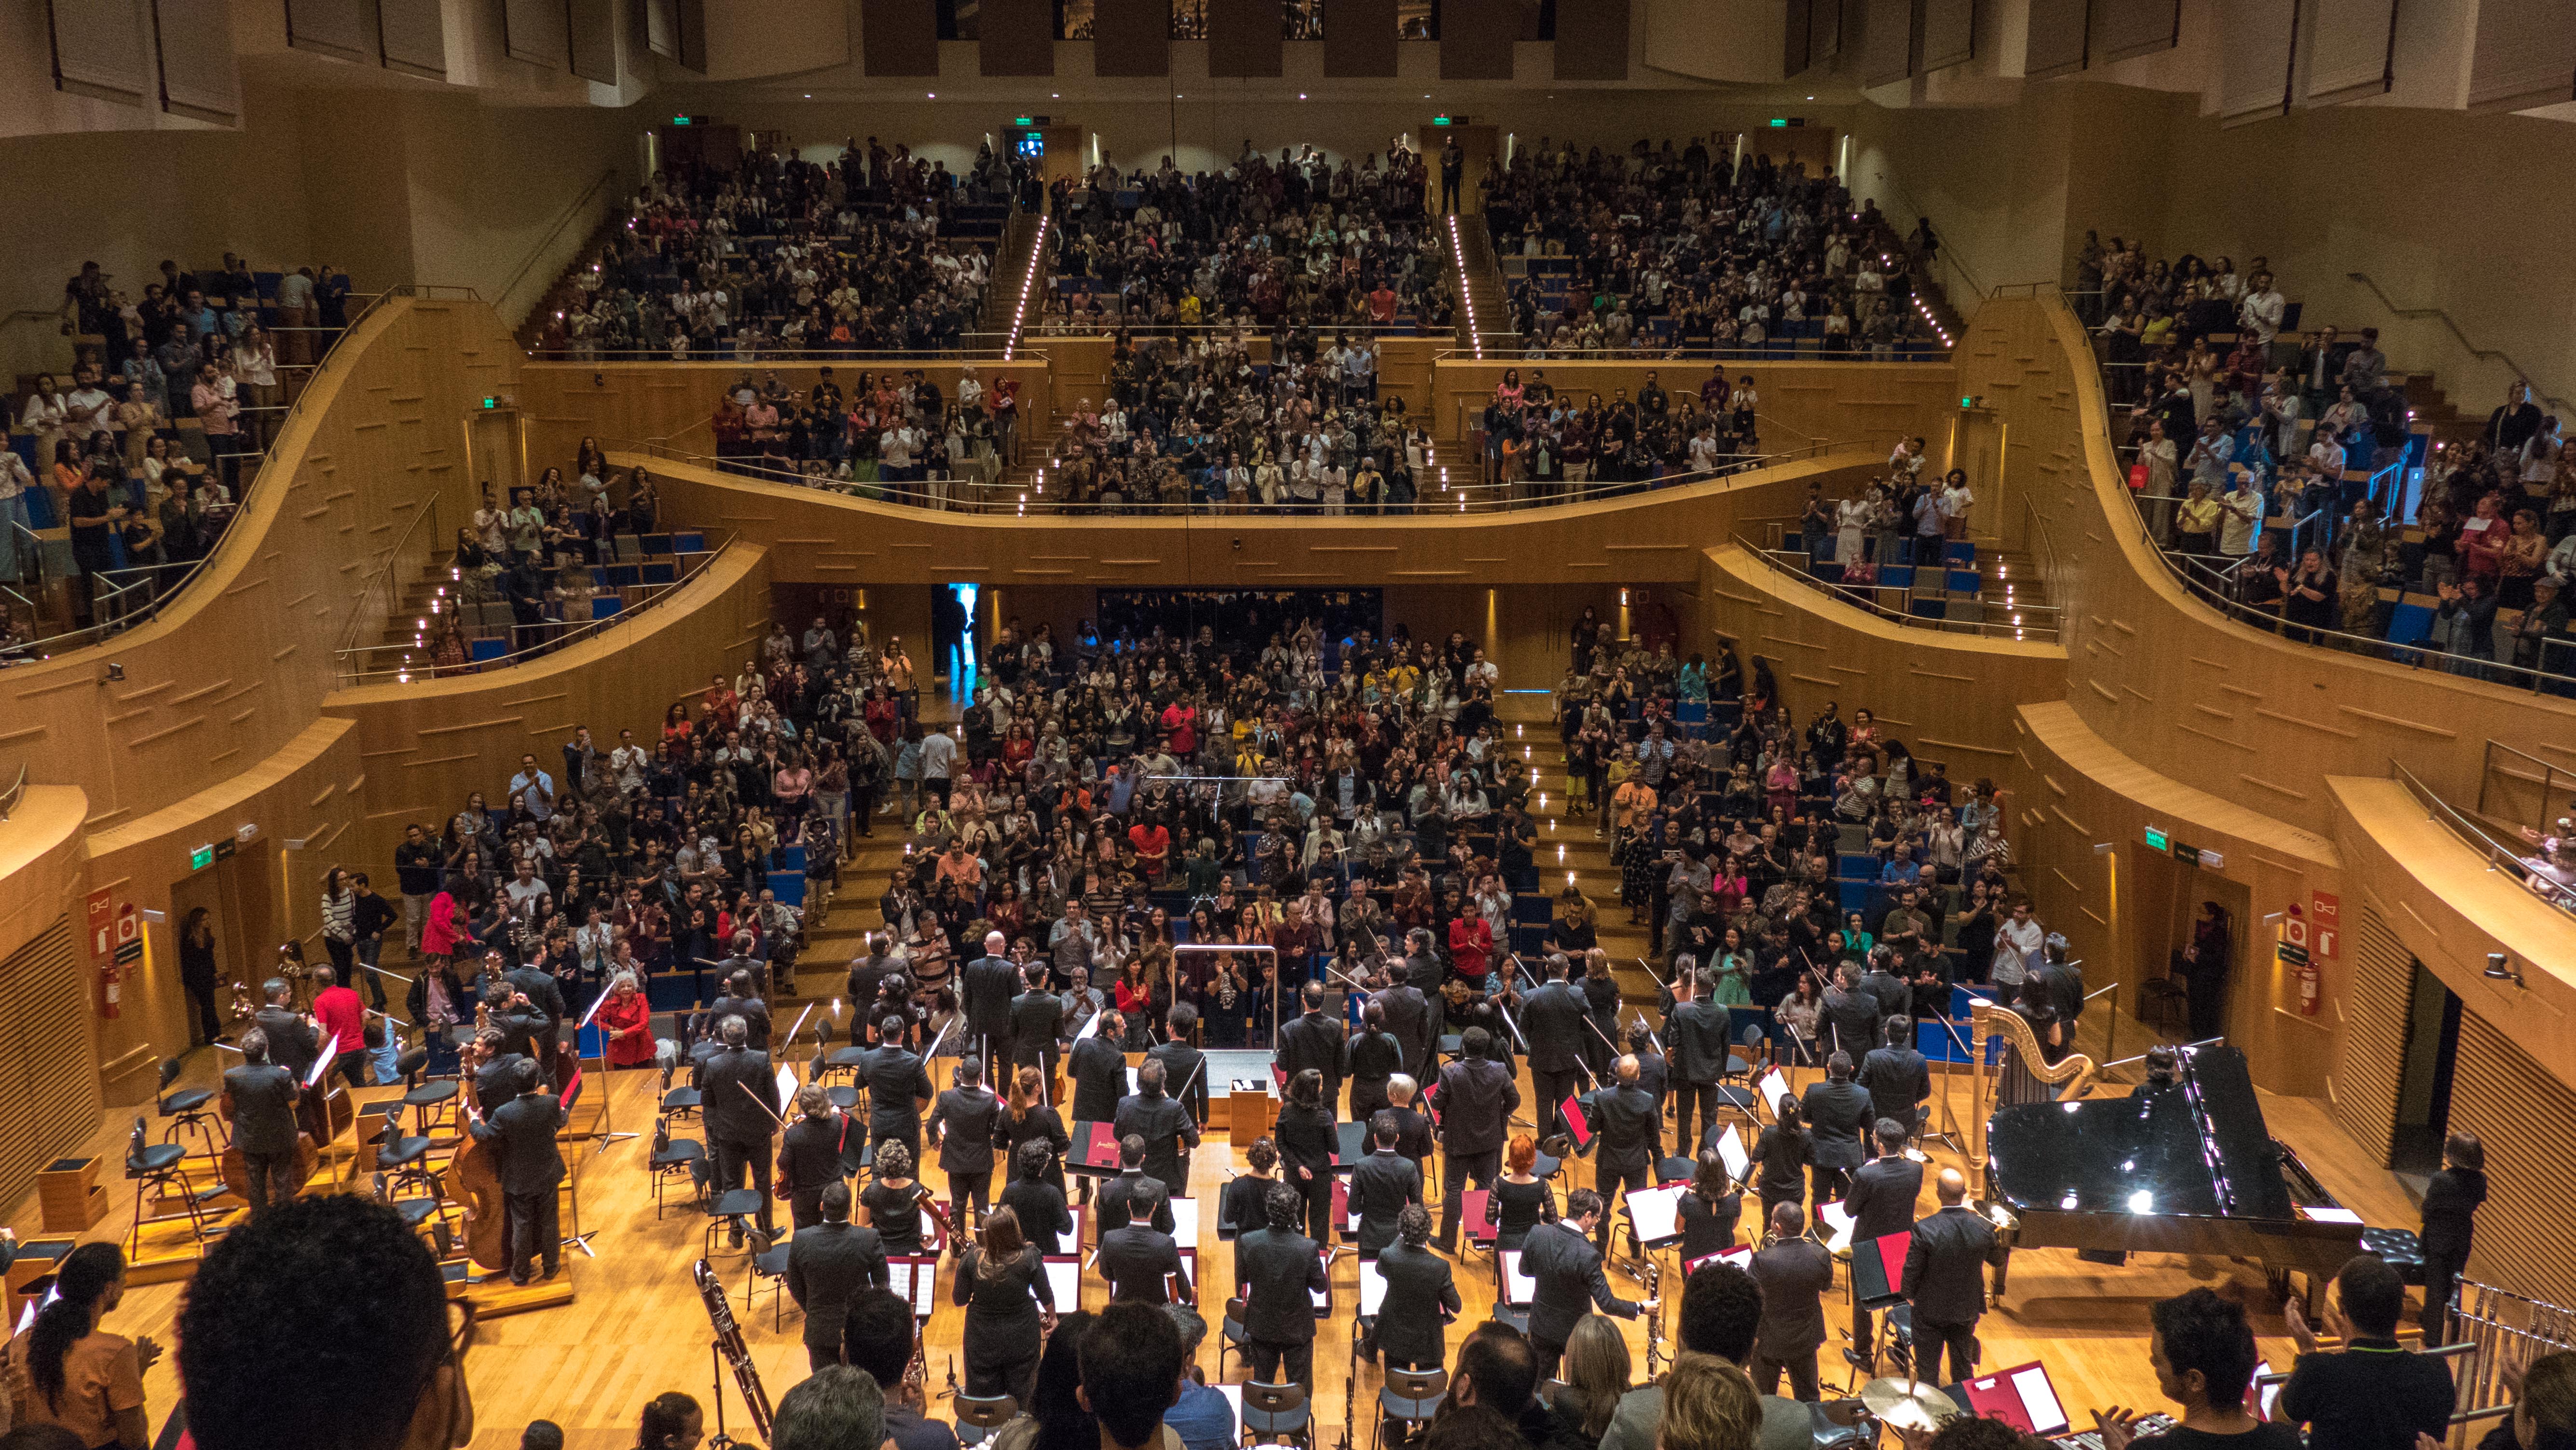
xmin=5 ymin=3 xmax=2576 ymax=1448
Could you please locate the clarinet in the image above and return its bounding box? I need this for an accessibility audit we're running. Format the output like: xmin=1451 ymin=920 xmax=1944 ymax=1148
xmin=1642 ymin=1259 xmax=1666 ymax=1381
xmin=693 ymin=1259 xmax=775 ymax=1445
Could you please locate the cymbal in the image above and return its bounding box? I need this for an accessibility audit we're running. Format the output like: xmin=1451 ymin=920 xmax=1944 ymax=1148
xmin=1858 ymin=1377 xmax=1959 ymax=1432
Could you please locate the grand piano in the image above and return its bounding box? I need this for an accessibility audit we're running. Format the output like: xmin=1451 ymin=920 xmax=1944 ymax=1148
xmin=1983 ymin=1039 xmax=2366 ymax=1295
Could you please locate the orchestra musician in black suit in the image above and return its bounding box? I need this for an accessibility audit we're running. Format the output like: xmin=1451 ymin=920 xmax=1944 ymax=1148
xmin=1749 ymin=1200 xmax=1833 ymax=1402
xmin=1800 ymin=1051 xmax=1875 ymax=1207
xmin=1068 ymin=1010 xmax=1129 ymax=1204
xmin=1371 ymin=969 xmax=1434 ymax=1084
xmin=1371 ymin=1204 xmax=1459 ymax=1374
xmin=1522 ymin=1189 xmax=1651 ymax=1378
xmin=1343 ymin=1001 xmax=1405 ymax=1124
xmin=1273 ymin=1067 xmax=1341 ymax=1245
xmin=253 ymin=977 xmax=321 ymax=1080
xmin=465 ymin=1057 xmax=567 ymax=1286
xmin=224 ymin=1026 xmax=303 ymax=1211
xmin=1381 ymin=1076 xmax=1436 ymax=1169
xmin=999 ymin=1138 xmax=1076 ymax=1256
xmin=1146 ymin=1003 xmax=1208 ymax=1128
xmin=702 ymin=965 xmax=771 ymax=1054
xmin=1433 ymin=1026 xmax=1520 ymax=1253
xmin=1667 ymin=965 xmax=1729 ymax=1163
xmin=860 ymin=1012 xmax=936 ymax=1177
xmin=1234 ymin=1181 xmax=1329 ymax=1391
xmin=786 ymin=1181 xmax=891 ymax=1370
xmin=962 ymin=931 xmax=1021 ymax=1078
xmin=1858 ymin=1016 xmax=1933 ymax=1143
xmin=1842 ymin=1118 xmax=1924 ymax=1368
xmin=1114 ymin=1057 xmax=1201 ymax=1191
xmin=467 ymin=1029 xmax=526 ymax=1118
xmin=1822 ymin=965 xmax=1882 ymax=1065
xmin=1586 ymin=1054 xmax=1662 ymax=1257
xmin=1010 ymin=967 xmax=1065 ymax=1078
xmin=1678 ymin=1148 xmax=1742 ymax=1261
xmin=701 ymin=1013 xmax=782 ymax=1245
xmin=1349 ymin=1112 xmax=1424 ymax=1256
xmin=782 ymin=1083 xmax=865 ymax=1231
xmin=1902 ymin=1168 xmax=2008 ymax=1387
xmin=1097 ymin=1136 xmax=1177 ymax=1235
xmin=932 ymin=1056 xmax=1003 ymax=1229
xmin=1097 ymin=1178 xmax=1192 ymax=1306
xmin=1519 ymin=955 xmax=1591 ymax=1140
xmin=1626 ymin=1023 xmax=1670 ymax=1154
xmin=1275 ymin=986 xmax=1347 ymax=1117
xmin=1219 ymin=1138 xmax=1283 ymax=1237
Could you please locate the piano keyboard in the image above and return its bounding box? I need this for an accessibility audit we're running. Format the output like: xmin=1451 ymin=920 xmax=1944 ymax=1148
xmin=2052 ymin=1413 xmax=2176 ymax=1450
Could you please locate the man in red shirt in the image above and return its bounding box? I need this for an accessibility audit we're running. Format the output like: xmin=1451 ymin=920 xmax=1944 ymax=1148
xmin=1368 ymin=283 xmax=1399 ymax=324
xmin=1127 ymin=816 xmax=1172 ymax=882
xmin=310 ymin=964 xmax=369 ymax=1088
xmin=1160 ymin=699 xmax=1197 ymax=758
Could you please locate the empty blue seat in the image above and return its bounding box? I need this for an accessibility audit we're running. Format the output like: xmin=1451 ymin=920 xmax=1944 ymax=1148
xmin=1910 ymin=598 xmax=1947 ymax=620
xmin=766 ymin=871 xmax=805 ymax=907
xmin=1943 ymin=541 xmax=1977 ymax=566
xmin=1946 ymin=570 xmax=1982 ymax=594
xmin=604 ymin=564 xmax=642 ymax=587
xmin=469 ymin=638 xmax=507 ymax=661
xmin=1879 ymin=566 xmax=1914 ymax=589
xmin=642 ymin=561 xmax=677 ymax=584
xmin=590 ymin=596 xmax=622 ymax=619
xmin=640 ymin=534 xmax=672 ymax=555
xmin=673 ymin=532 xmax=706 ymax=552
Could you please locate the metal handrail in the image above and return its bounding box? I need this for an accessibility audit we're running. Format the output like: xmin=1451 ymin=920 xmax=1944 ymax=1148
xmin=1434 ymin=341 xmax=1948 ymax=363
xmin=3 ymin=285 xmax=480 ymax=659
xmin=496 ymin=166 xmax=622 ymax=323
xmin=2477 ymin=739 xmax=2576 ymax=838
xmin=336 ymin=494 xmax=444 ymax=659
xmin=2343 ymin=270 xmax=2574 ymax=418
xmin=334 ymin=528 xmax=735 ymax=684
xmin=0 ymin=762 xmax=25 ymax=822
xmin=2392 ymin=758 xmax=2576 ymax=917
xmin=1731 ymin=532 xmax=2062 ymax=643
xmin=628 ymin=438 xmax=1857 ymax=517
xmin=530 ymin=341 xmax=1029 ymax=363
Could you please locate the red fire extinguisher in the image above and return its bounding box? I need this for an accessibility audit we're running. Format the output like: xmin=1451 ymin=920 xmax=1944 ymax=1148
xmin=2298 ymin=957 xmax=2320 ymax=1016
xmin=100 ymin=959 xmax=121 ymax=1019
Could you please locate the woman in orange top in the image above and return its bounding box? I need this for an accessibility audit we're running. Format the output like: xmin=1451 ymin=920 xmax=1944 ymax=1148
xmin=9 ymin=1243 xmax=155 ymax=1450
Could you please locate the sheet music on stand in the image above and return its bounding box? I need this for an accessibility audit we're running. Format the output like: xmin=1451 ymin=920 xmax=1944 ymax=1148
xmin=1359 ymin=1256 xmax=1389 ymax=1315
xmin=1500 ymin=1248 xmax=1535 ymax=1307
xmin=1168 ymin=1196 xmax=1200 ymax=1246
xmin=885 ymin=1255 xmax=939 ymax=1319
xmin=1712 ymin=1125 xmax=1751 ymax=1185
xmin=1756 ymin=1069 xmax=1791 ymax=1119
xmin=1624 ymin=1182 xmax=1689 ymax=1247
xmin=1685 ymin=1245 xmax=1753 ymax=1272
xmin=1818 ymin=1200 xmax=1856 ymax=1254
xmin=1309 ymin=1247 xmax=1332 ymax=1313
xmin=1043 ymin=1255 xmax=1082 ymax=1311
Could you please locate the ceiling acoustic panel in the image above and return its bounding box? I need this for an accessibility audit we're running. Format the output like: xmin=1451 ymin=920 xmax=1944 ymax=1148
xmin=286 ymin=0 xmax=370 ymax=63
xmin=2467 ymin=0 xmax=2574 ymax=111
xmin=863 ymin=0 xmax=939 ymax=75
xmin=46 ymin=0 xmax=150 ymax=105
xmin=979 ymin=0 xmax=1054 ymax=73
xmin=2216 ymin=0 xmax=2295 ymax=126
xmin=1919 ymin=0 xmax=1973 ymax=72
xmin=1860 ymin=0 xmax=1913 ymax=88
xmin=2090 ymin=0 xmax=2177 ymax=65
xmin=569 ymin=0 xmax=618 ymax=80
xmin=2024 ymin=0 xmax=2086 ymax=77
xmin=1554 ymin=0 xmax=1629 ymax=80
xmin=1208 ymin=0 xmax=1284 ymax=77
xmin=1439 ymin=0 xmax=1513 ymax=78
xmin=152 ymin=0 xmax=239 ymax=123
xmin=1093 ymin=0 xmax=1172 ymax=76
xmin=502 ymin=0 xmax=570 ymax=66
xmin=1322 ymin=0 xmax=1395 ymax=75
xmin=378 ymin=0 xmax=445 ymax=76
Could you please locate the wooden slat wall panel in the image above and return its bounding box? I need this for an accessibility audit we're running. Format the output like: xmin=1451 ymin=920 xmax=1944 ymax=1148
xmin=47 ymin=0 xmax=151 ymax=103
xmin=1322 ymin=0 xmax=1396 ymax=74
xmin=1553 ymin=0 xmax=1629 ymax=80
xmin=286 ymin=0 xmax=371 ymax=62
xmin=1860 ymin=0 xmax=1913 ymax=87
xmin=1093 ymin=0 xmax=1172 ymax=76
xmin=2467 ymin=0 xmax=2576 ymax=111
xmin=1208 ymin=0 xmax=1284 ymax=77
xmin=568 ymin=0 xmax=619 ymax=81
xmin=863 ymin=0 xmax=940 ymax=74
xmin=1919 ymin=0 xmax=1973 ymax=71
xmin=378 ymin=0 xmax=447 ymax=77
xmin=0 ymin=921 xmax=99 ymax=1221
xmin=980 ymin=0 xmax=1055 ymax=73
xmin=151 ymin=0 xmax=239 ymax=123
xmin=1439 ymin=0 xmax=1514 ymax=77
xmin=2217 ymin=0 xmax=2296 ymax=126
xmin=2324 ymin=904 xmax=2412 ymax=1164
xmin=2091 ymin=0 xmax=2178 ymax=64
xmin=2451 ymin=1010 xmax=2576 ymax=1305
xmin=2305 ymin=0 xmax=2395 ymax=104
xmin=2025 ymin=0 xmax=2087 ymax=77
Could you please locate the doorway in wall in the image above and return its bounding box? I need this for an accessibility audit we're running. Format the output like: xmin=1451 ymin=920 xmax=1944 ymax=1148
xmin=939 ymin=583 xmax=981 ymax=700
xmin=2388 ymin=959 xmax=2463 ymax=1177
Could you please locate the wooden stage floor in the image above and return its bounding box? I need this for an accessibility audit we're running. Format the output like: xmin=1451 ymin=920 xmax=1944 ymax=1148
xmin=24 ymin=1047 xmax=2431 ymax=1450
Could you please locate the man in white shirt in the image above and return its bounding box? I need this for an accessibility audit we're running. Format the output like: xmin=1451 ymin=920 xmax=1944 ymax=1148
xmin=609 ymin=729 xmax=649 ymax=793
xmin=63 ymin=363 xmax=116 ymax=446
xmin=2238 ymin=271 xmax=2286 ymax=348
xmin=1992 ymin=901 xmax=2044 ymax=987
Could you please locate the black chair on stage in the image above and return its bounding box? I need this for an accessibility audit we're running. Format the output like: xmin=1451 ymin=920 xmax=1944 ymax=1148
xmin=123 ymin=1117 xmax=219 ymax=1257
xmin=650 ymin=1116 xmax=708 ymax=1217
xmin=1239 ymin=1381 xmax=1311 ymax=1450
xmin=1375 ymin=1367 xmax=1447 ymax=1450
xmin=954 ymin=1395 xmax=1017 ymax=1447
xmin=154 ymin=1060 xmax=224 ymax=1160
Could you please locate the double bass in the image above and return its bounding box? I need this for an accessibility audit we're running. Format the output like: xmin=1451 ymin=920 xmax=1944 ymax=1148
xmin=448 ymin=1103 xmax=511 ymax=1274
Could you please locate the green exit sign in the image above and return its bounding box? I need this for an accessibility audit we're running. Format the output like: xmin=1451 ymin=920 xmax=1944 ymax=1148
xmin=1769 ymin=118 xmax=1789 ymax=127
xmin=1014 ymin=116 xmax=1034 ymax=126
xmin=671 ymin=115 xmax=693 ymax=125
xmin=481 ymin=396 xmax=500 ymax=410
xmin=1960 ymin=395 xmax=1976 ymax=409
xmin=189 ymin=844 xmax=215 ymax=870
xmin=2143 ymin=825 xmax=2169 ymax=854
xmin=1431 ymin=115 xmax=1454 ymax=126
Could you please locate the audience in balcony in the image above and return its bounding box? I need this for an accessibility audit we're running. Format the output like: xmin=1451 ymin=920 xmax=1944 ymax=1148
xmin=1040 ymin=143 xmax=1450 ymax=332
xmin=1485 ymin=140 xmax=1923 ymax=359
xmin=546 ymin=141 xmax=1013 ymax=360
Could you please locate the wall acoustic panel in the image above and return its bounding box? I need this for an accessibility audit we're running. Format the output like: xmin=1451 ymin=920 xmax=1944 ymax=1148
xmin=2024 ymin=0 xmax=2086 ymax=77
xmin=863 ymin=0 xmax=939 ymax=73
xmin=2216 ymin=0 xmax=2295 ymax=126
xmin=979 ymin=0 xmax=1054 ymax=72
xmin=1554 ymin=0 xmax=1629 ymax=79
xmin=2467 ymin=0 xmax=2576 ymax=111
xmin=1440 ymin=0 xmax=1514 ymax=77
xmin=570 ymin=0 xmax=619 ymax=80
xmin=1209 ymin=0 xmax=1283 ymax=76
xmin=0 ymin=922 xmax=103 ymax=1223
xmin=1323 ymin=0 xmax=1395 ymax=74
xmin=1860 ymin=0 xmax=1913 ymax=87
xmin=47 ymin=0 xmax=151 ymax=104
xmin=380 ymin=0 xmax=446 ymax=77
xmin=2305 ymin=0 xmax=2395 ymax=105
xmin=1919 ymin=0 xmax=1973 ymax=71
xmin=152 ymin=0 xmax=239 ymax=123
xmin=2090 ymin=0 xmax=2177 ymax=65
xmin=2322 ymin=905 xmax=2412 ymax=1165
xmin=2452 ymin=1009 xmax=2576 ymax=1305
xmin=1093 ymin=0 xmax=1171 ymax=75
xmin=503 ymin=0 xmax=571 ymax=65
xmin=286 ymin=0 xmax=370 ymax=62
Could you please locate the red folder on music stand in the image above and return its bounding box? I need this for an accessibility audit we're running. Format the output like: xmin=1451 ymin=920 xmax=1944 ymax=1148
xmin=1559 ymin=1095 xmax=1594 ymax=1154
xmin=1067 ymin=1120 xmax=1123 ymax=1175
xmin=1850 ymin=1228 xmax=1911 ymax=1308
xmin=1685 ymin=1245 xmax=1753 ymax=1273
xmin=1958 ymin=1362 xmax=2071 ymax=1436
xmin=1462 ymin=1188 xmax=1498 ymax=1246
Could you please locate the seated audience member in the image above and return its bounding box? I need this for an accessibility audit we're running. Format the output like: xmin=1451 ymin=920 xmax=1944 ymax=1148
xmin=1654 ymin=1353 xmax=1764 ymax=1450
xmin=769 ymin=1366 xmax=886 ymax=1450
xmin=1160 ymin=1304 xmax=1238 ymax=1450
xmin=2088 ymin=1287 xmax=2302 ymax=1450
xmin=2278 ymin=1254 xmax=2458 ymax=1450
xmin=1078 ymin=1303 xmax=1189 ymax=1450
xmin=1599 ymin=1261 xmax=1826 ymax=1450
xmin=846 ymin=1287 xmax=962 ymax=1450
